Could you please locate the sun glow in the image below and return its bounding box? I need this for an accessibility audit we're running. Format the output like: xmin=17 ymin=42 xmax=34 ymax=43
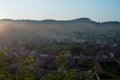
xmin=0 ymin=24 xmax=7 ymax=33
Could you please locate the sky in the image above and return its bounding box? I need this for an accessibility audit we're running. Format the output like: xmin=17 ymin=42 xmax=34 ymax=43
xmin=0 ymin=0 xmax=120 ymax=22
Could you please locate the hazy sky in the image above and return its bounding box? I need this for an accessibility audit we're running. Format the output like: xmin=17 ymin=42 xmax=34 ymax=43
xmin=0 ymin=0 xmax=120 ymax=21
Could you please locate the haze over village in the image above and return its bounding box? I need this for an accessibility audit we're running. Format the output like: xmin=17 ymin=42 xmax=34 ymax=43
xmin=0 ymin=0 xmax=120 ymax=80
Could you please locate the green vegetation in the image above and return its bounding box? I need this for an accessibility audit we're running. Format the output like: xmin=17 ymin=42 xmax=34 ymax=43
xmin=16 ymin=56 xmax=36 ymax=80
xmin=41 ymin=69 xmax=79 ymax=80
xmin=0 ymin=49 xmax=13 ymax=80
xmin=41 ymin=51 xmax=80 ymax=80
xmin=0 ymin=49 xmax=36 ymax=80
xmin=0 ymin=49 xmax=95 ymax=80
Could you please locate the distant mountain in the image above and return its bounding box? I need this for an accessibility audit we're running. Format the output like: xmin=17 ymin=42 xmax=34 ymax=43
xmin=1 ymin=18 xmax=119 ymax=25
xmin=0 ymin=18 xmax=120 ymax=42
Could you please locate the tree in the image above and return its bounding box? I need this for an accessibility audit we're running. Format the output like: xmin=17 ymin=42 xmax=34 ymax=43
xmin=41 ymin=51 xmax=80 ymax=80
xmin=41 ymin=69 xmax=79 ymax=80
xmin=0 ymin=49 xmax=14 ymax=80
xmin=16 ymin=55 xmax=36 ymax=80
xmin=56 ymin=51 xmax=69 ymax=72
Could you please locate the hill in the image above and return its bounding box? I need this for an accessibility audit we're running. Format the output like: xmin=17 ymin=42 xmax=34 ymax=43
xmin=0 ymin=18 xmax=120 ymax=42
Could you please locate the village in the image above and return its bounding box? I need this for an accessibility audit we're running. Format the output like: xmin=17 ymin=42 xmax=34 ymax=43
xmin=0 ymin=39 xmax=120 ymax=80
